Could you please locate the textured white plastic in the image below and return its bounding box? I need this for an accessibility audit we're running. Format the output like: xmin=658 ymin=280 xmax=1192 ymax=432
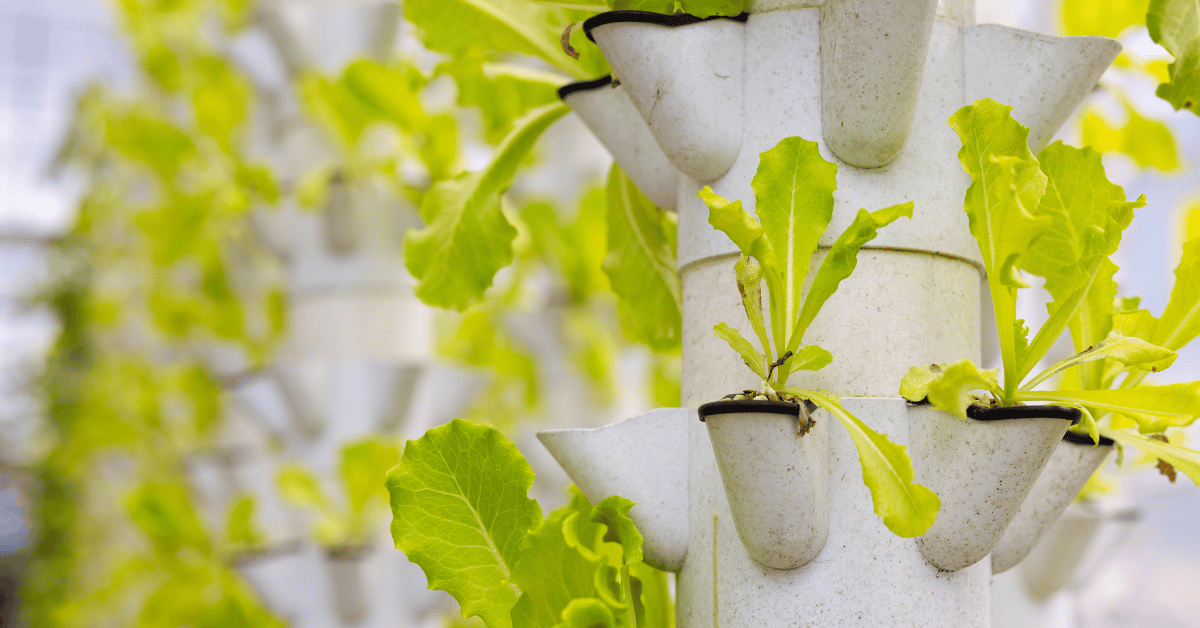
xmin=282 ymin=291 xmax=433 ymax=362
xmin=991 ymin=436 xmax=1113 ymax=573
xmin=676 ymin=13 xmax=980 ymax=269
xmin=681 ymin=250 xmax=981 ymax=400
xmin=563 ymin=81 xmax=681 ymax=209
xmin=704 ymin=407 xmax=829 ymax=569
xmin=909 ymin=404 xmax=1073 ymax=571
xmin=820 ymin=0 xmax=939 ymax=167
xmin=964 ymin=25 xmax=1121 ymax=152
xmin=537 ymin=407 xmax=691 ymax=571
xmin=589 ymin=18 xmax=744 ymax=182
xmin=681 ymin=398 xmax=990 ymax=627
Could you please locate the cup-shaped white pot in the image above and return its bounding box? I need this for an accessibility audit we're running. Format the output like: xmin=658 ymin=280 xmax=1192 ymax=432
xmin=991 ymin=431 xmax=1113 ymax=574
xmin=583 ymin=11 xmax=745 ymax=182
xmin=325 ymin=545 xmax=374 ymax=624
xmin=909 ymin=403 xmax=1078 ymax=571
xmin=700 ymin=399 xmax=829 ymax=570
xmin=558 ymin=76 xmax=681 ymax=209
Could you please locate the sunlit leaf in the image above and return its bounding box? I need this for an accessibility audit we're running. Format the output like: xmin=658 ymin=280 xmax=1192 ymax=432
xmin=1081 ymin=102 xmax=1179 ymax=170
xmin=388 ymin=419 xmax=542 ymax=628
xmin=786 ymin=389 xmax=939 ymax=537
xmin=1147 ymin=0 xmax=1200 ymax=115
xmin=405 ymin=103 xmax=569 ymax=310
xmin=603 ymin=164 xmax=682 ymax=351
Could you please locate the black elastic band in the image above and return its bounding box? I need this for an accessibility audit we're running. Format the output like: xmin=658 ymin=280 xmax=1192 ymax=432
xmin=583 ymin=10 xmax=749 ymax=42
xmin=557 ymin=75 xmax=614 ymax=100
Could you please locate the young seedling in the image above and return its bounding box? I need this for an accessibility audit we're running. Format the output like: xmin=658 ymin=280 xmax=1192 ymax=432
xmin=901 ymin=99 xmax=1200 ymax=482
xmin=699 ymin=135 xmax=939 ymax=537
xmin=277 ymin=437 xmax=400 ymax=551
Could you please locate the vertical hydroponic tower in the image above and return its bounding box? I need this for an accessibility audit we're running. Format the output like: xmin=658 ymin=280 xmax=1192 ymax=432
xmin=539 ymin=0 xmax=1121 ymax=625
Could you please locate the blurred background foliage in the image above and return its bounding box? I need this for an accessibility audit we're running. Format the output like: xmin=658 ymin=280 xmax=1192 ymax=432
xmin=0 ymin=0 xmax=1195 ymax=626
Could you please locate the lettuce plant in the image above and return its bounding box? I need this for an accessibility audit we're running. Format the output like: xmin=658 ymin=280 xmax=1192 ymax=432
xmin=387 ymin=419 xmax=672 ymax=628
xmin=276 ymin=438 xmax=400 ymax=551
xmin=900 ymin=99 xmax=1200 ymax=483
xmin=698 ymin=136 xmax=939 ymax=537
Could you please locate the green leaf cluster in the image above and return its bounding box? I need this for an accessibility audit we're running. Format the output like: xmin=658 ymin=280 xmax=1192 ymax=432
xmin=699 ymin=137 xmax=934 ymax=538
xmin=388 ymin=419 xmax=673 ymax=627
xmin=1147 ymin=0 xmax=1200 ymax=115
xmin=276 ymin=438 xmax=401 ymax=548
xmin=903 ymin=99 xmax=1200 ymax=485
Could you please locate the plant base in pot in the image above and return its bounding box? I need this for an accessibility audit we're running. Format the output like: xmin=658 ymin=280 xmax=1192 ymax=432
xmin=700 ymin=398 xmax=829 ymax=570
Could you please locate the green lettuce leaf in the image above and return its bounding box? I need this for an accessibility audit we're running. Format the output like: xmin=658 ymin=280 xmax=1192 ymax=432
xmin=751 ymin=137 xmax=837 ymax=350
xmin=341 ymin=438 xmax=400 ymax=515
xmin=1023 ymin=142 xmax=1140 ymax=300
xmin=1101 ymin=427 xmax=1200 ymax=485
xmin=406 ymin=102 xmax=569 ymax=310
xmin=789 ymin=202 xmax=912 ymax=354
xmin=439 ymin=58 xmax=562 ymax=143
xmin=713 ymin=322 xmax=766 ymax=380
xmin=388 ymin=419 xmax=542 ymax=628
xmin=603 ymin=164 xmax=682 ymax=351
xmin=341 ymin=60 xmax=428 ymax=134
xmin=405 ymin=0 xmax=575 ymax=77
xmin=1153 ymin=237 xmax=1200 ymax=351
xmin=557 ymin=598 xmax=617 ymax=628
xmin=899 ymin=363 xmax=944 ymax=402
xmin=1114 ymin=307 xmax=1161 ymax=341
xmin=1022 ymin=333 xmax=1177 ymax=391
xmin=784 ymin=389 xmax=939 ymax=537
xmin=611 ymin=0 xmax=675 ymax=11
xmin=1070 ymin=258 xmax=1119 ymax=388
xmin=276 ymin=464 xmax=333 ymax=512
xmin=949 ymin=99 xmax=1050 ymax=392
xmin=127 ymin=483 xmax=211 ymax=553
xmin=698 ymin=187 xmax=772 ymax=265
xmin=678 ymin=0 xmax=749 ymax=17
xmin=925 ymin=359 xmax=1003 ymax=419
xmin=1081 ymin=102 xmax=1179 ymax=170
xmin=510 ymin=490 xmax=637 ymax=628
xmin=1025 ymin=382 xmax=1200 ymax=433
xmin=734 ymin=255 xmax=771 ymax=357
xmin=1147 ymin=0 xmax=1200 ymax=115
xmin=1059 ymin=0 xmax=1148 ymax=37
xmin=786 ymin=345 xmax=834 ymax=372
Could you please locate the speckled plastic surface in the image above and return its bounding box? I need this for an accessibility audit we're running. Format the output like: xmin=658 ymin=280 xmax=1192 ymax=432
xmin=538 ymin=407 xmax=691 ymax=571
xmin=589 ymin=17 xmax=745 ymax=182
xmin=965 ymin=24 xmax=1121 ymax=152
xmin=675 ymin=13 xmax=981 ymax=269
xmin=991 ymin=436 xmax=1113 ymax=573
xmin=704 ymin=406 xmax=830 ymax=569
xmin=561 ymin=78 xmax=682 ymax=209
xmin=909 ymin=404 xmax=1074 ymax=571
xmin=820 ymin=0 xmax=939 ymax=167
xmin=683 ymin=398 xmax=991 ymax=627
xmin=681 ymin=250 xmax=981 ymax=401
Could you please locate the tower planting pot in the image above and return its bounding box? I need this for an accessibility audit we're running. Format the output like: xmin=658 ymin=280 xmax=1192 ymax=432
xmin=539 ymin=0 xmax=1123 ymax=625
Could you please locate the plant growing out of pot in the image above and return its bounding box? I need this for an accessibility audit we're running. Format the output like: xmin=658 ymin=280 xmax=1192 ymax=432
xmin=275 ymin=437 xmax=400 ymax=623
xmin=899 ymin=98 xmax=1200 ymax=571
xmin=993 ymin=201 xmax=1200 ymax=571
xmin=695 ymin=136 xmax=939 ymax=569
